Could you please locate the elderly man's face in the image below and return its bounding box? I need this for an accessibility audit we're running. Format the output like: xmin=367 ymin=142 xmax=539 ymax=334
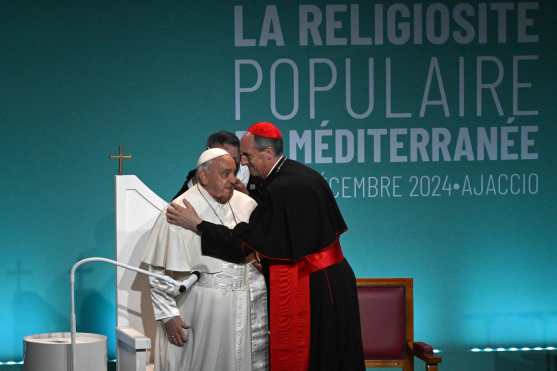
xmin=240 ymin=133 xmax=269 ymax=177
xmin=199 ymin=155 xmax=237 ymax=203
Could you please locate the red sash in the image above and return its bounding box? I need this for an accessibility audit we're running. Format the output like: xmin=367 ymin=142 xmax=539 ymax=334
xmin=268 ymin=240 xmax=344 ymax=371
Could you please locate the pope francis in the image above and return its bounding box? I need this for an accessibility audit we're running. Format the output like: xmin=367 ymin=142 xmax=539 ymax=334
xmin=143 ymin=147 xmax=268 ymax=371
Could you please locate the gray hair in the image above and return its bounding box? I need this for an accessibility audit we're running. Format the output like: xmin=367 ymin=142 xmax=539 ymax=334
xmin=197 ymin=157 xmax=216 ymax=173
xmin=253 ymin=136 xmax=283 ymax=156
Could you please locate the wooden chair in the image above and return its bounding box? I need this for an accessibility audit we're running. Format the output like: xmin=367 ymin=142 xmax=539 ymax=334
xmin=356 ymin=278 xmax=442 ymax=371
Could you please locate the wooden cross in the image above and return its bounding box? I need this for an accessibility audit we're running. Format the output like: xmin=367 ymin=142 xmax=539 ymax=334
xmin=109 ymin=145 xmax=132 ymax=175
xmin=7 ymin=260 xmax=32 ymax=292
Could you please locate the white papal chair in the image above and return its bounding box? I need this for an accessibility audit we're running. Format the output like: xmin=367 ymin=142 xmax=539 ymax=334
xmin=115 ymin=175 xmax=167 ymax=371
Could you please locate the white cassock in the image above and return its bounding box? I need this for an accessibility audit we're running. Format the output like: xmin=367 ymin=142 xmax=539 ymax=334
xmin=142 ymin=184 xmax=268 ymax=371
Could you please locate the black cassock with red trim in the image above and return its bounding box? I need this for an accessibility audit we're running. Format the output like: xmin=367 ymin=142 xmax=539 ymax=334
xmin=198 ymin=158 xmax=365 ymax=371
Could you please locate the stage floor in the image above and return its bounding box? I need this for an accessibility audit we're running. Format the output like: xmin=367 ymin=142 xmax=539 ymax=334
xmin=2 ymin=350 xmax=556 ymax=370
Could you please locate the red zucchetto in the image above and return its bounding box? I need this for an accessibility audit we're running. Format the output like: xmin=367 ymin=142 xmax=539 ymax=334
xmin=247 ymin=122 xmax=283 ymax=139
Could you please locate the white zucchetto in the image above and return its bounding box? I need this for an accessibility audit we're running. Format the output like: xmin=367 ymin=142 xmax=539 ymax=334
xmin=197 ymin=147 xmax=230 ymax=167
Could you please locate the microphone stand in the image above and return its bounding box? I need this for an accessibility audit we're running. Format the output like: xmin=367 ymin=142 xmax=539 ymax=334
xmin=69 ymin=257 xmax=199 ymax=371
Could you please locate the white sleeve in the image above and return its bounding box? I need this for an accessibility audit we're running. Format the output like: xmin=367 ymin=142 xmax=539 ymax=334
xmin=148 ymin=265 xmax=181 ymax=321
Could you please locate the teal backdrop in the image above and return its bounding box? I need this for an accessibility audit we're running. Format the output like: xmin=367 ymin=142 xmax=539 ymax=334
xmin=1 ymin=1 xmax=556 ymax=367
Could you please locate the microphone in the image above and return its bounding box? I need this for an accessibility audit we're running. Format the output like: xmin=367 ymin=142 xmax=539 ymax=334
xmin=179 ymin=271 xmax=201 ymax=293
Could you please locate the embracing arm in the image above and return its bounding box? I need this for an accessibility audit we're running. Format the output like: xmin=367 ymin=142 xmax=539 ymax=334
xmin=166 ymin=200 xmax=252 ymax=263
xmin=197 ymin=221 xmax=251 ymax=263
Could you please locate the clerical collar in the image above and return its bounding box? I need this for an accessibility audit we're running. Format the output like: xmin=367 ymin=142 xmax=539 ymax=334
xmin=265 ymin=155 xmax=286 ymax=178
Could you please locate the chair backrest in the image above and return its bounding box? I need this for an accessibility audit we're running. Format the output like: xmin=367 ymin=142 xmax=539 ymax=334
xmin=356 ymin=278 xmax=414 ymax=369
xmin=115 ymin=175 xmax=167 ymax=364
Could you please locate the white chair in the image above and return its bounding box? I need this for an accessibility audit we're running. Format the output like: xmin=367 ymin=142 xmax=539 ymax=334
xmin=115 ymin=175 xmax=167 ymax=371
